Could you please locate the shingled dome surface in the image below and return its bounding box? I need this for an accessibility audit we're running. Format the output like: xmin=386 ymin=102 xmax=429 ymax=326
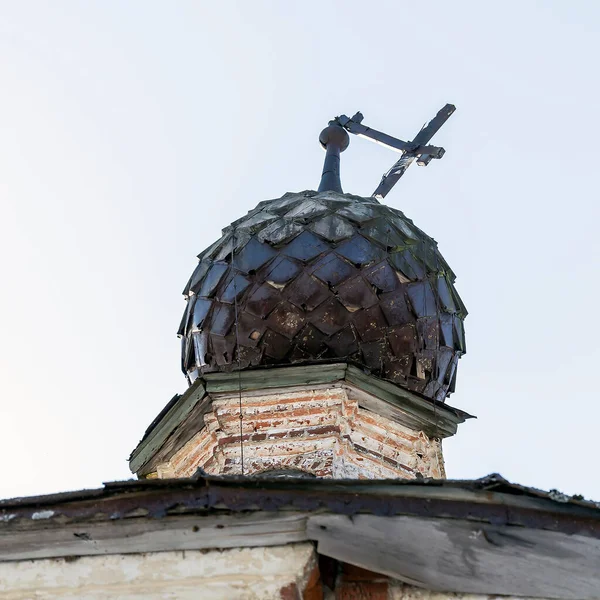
xmin=180 ymin=191 xmax=467 ymax=402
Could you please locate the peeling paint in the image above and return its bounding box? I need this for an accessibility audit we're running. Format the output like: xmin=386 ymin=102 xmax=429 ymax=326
xmin=156 ymin=383 xmax=445 ymax=480
xmin=0 ymin=544 xmax=316 ymax=600
xmin=31 ymin=510 xmax=54 ymax=520
xmin=548 ymin=490 xmax=570 ymax=503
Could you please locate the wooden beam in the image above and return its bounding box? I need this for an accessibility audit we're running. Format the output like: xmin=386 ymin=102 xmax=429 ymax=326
xmin=307 ymin=513 xmax=600 ymax=600
xmin=129 ymin=363 xmax=472 ymax=475
xmin=0 ymin=512 xmax=310 ymax=561
xmin=203 ymin=363 xmax=348 ymax=394
xmin=345 ymin=366 xmax=467 ymax=438
xmin=129 ymin=379 xmax=207 ymax=474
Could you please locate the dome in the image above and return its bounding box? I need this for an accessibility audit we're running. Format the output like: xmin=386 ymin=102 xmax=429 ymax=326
xmin=179 ymin=190 xmax=466 ymax=403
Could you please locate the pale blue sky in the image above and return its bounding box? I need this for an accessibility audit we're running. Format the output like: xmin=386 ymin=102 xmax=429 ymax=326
xmin=1 ymin=1 xmax=599 ymax=499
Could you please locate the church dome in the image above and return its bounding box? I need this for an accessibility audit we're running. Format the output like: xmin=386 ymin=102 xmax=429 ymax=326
xmin=179 ymin=190 xmax=466 ymax=402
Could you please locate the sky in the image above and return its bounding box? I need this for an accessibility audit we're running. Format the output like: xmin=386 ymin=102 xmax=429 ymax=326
xmin=1 ymin=1 xmax=599 ymax=500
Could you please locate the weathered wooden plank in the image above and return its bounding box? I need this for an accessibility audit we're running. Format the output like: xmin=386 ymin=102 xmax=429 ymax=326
xmin=203 ymin=363 xmax=348 ymax=393
xmin=137 ymin=395 xmax=214 ymax=476
xmin=346 ymin=385 xmax=430 ymax=434
xmin=345 ymin=365 xmax=466 ymax=438
xmin=307 ymin=514 xmax=600 ymax=600
xmin=130 ymin=362 xmax=471 ymax=475
xmin=0 ymin=512 xmax=309 ymax=561
xmin=130 ymin=379 xmax=207 ymax=473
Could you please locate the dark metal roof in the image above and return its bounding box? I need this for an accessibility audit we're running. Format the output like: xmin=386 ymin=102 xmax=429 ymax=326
xmin=1 ymin=474 xmax=599 ymax=598
xmin=2 ymin=473 xmax=597 ymax=524
xmin=1 ymin=472 xmax=597 ymax=519
xmin=180 ymin=190 xmax=467 ymax=404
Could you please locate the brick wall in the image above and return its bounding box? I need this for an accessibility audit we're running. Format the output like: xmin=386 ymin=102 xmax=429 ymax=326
xmin=154 ymin=383 xmax=445 ymax=480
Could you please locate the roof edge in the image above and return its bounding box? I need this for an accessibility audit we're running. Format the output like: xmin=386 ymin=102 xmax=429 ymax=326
xmin=128 ymin=362 xmax=474 ymax=475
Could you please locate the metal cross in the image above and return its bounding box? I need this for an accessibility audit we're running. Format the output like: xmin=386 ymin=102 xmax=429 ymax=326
xmin=318 ymin=104 xmax=455 ymax=199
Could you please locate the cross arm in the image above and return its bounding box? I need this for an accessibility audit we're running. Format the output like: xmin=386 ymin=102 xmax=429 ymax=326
xmin=337 ymin=114 xmax=445 ymax=159
xmin=372 ymin=104 xmax=455 ymax=199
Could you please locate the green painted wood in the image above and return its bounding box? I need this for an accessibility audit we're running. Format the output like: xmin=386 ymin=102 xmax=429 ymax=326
xmin=345 ymin=365 xmax=465 ymax=438
xmin=138 ymin=394 xmax=213 ymax=477
xmin=203 ymin=363 xmax=348 ymax=393
xmin=130 ymin=379 xmax=206 ymax=473
xmin=129 ymin=362 xmax=472 ymax=474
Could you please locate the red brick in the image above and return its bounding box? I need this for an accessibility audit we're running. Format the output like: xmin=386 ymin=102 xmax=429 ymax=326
xmin=152 ymin=384 xmax=440 ymax=481
xmin=341 ymin=563 xmax=388 ymax=582
xmin=280 ymin=581 xmax=301 ymax=600
xmin=335 ymin=581 xmax=388 ymax=599
xmin=303 ymin=564 xmax=324 ymax=600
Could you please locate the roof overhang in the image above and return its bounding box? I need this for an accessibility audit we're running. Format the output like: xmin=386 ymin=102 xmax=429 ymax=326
xmin=128 ymin=363 xmax=474 ymax=475
xmin=1 ymin=474 xmax=599 ymax=599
